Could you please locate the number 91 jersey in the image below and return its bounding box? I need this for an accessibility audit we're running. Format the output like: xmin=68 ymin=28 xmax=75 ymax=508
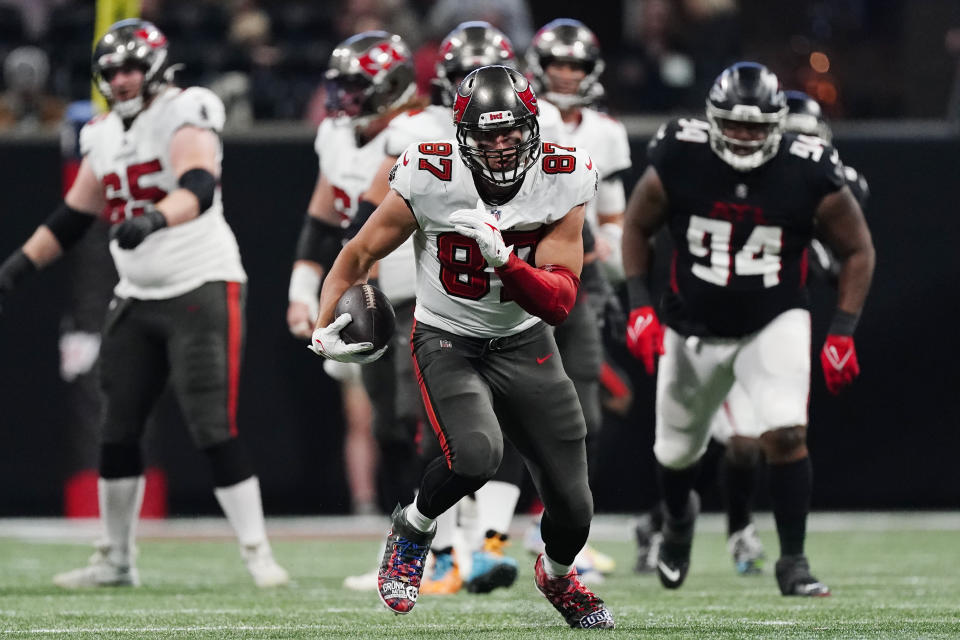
xmin=649 ymin=117 xmax=846 ymax=338
xmin=390 ymin=140 xmax=598 ymax=338
xmin=80 ymin=87 xmax=246 ymax=300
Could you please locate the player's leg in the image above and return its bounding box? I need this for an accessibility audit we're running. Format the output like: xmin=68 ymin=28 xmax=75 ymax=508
xmin=377 ymin=323 xmax=505 ymax=613
xmin=166 ymin=281 xmax=287 ymax=587
xmin=488 ymin=325 xmax=613 ymax=629
xmin=711 ymin=384 xmax=767 ymax=574
xmin=334 ymin=365 xmax=377 ymax=514
xmin=54 ymin=298 xmax=167 ymax=588
xmin=653 ymin=328 xmax=736 ymax=589
xmin=735 ymin=308 xmax=828 ymax=596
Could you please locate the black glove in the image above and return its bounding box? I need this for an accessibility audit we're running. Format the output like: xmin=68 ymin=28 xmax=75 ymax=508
xmin=112 ymin=206 xmax=167 ymax=249
xmin=0 ymin=249 xmax=37 ymax=313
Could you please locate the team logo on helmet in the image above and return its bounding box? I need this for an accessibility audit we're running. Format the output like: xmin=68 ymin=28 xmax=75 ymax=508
xmin=357 ymin=42 xmax=405 ymax=77
xmin=135 ymin=27 xmax=167 ymax=48
xmin=516 ymin=80 xmax=538 ymax=116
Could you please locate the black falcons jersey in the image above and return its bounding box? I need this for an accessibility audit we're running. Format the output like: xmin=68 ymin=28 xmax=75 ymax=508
xmin=648 ymin=117 xmax=846 ymax=337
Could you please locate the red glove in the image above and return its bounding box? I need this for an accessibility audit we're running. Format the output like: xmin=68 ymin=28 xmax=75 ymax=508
xmin=626 ymin=306 xmax=665 ymax=375
xmin=820 ymin=334 xmax=860 ymax=395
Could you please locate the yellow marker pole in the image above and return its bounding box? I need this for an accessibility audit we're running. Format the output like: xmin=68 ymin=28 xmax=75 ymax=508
xmin=92 ymin=0 xmax=141 ymax=112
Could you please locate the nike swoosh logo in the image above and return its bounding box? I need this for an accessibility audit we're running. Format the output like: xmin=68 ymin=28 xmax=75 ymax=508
xmin=536 ymin=353 xmax=553 ymax=364
xmin=585 ymin=157 xmax=593 ymax=170
xmin=402 ymin=151 xmax=410 ymax=166
xmin=627 ymin=315 xmax=653 ymax=342
xmin=658 ymin=560 xmax=681 ymax=583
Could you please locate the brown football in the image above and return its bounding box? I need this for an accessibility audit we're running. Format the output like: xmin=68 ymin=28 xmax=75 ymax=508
xmin=333 ymin=283 xmax=396 ymax=351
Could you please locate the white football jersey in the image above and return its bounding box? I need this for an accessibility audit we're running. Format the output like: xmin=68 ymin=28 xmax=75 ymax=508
xmin=559 ymin=107 xmax=631 ymax=227
xmin=316 ymin=116 xmax=417 ymax=304
xmin=389 ymin=140 xmax=598 ymax=337
xmin=81 ymin=86 xmax=246 ymax=300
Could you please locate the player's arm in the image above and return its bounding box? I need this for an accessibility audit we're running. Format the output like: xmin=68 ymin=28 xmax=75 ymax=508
xmin=287 ymin=172 xmax=346 ymax=337
xmin=813 ymin=185 xmax=875 ymax=394
xmin=621 ymin=165 xmax=669 ymax=373
xmin=0 ymin=157 xmax=103 ymax=309
xmin=110 ymin=125 xmax=220 ymax=249
xmin=592 ymin=174 xmax=628 ymax=280
xmin=315 ymin=189 xmax=418 ymax=330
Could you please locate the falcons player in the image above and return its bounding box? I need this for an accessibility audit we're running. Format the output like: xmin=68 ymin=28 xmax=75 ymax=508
xmin=703 ymin=89 xmax=873 ymax=576
xmin=286 ymin=31 xmax=421 ymax=523
xmin=0 ymin=19 xmax=288 ymax=588
xmin=310 ymin=65 xmax=614 ymax=629
xmin=623 ymin=62 xmax=874 ymax=596
xmin=355 ymin=22 xmax=559 ymax=596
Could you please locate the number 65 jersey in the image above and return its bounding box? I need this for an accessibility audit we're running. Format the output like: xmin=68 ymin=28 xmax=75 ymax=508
xmin=80 ymin=86 xmax=246 ymax=300
xmin=390 ymin=140 xmax=598 ymax=338
xmin=649 ymin=117 xmax=846 ymax=338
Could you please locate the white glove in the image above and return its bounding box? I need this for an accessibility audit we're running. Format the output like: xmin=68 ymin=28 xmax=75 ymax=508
xmin=59 ymin=331 xmax=101 ymax=382
xmin=308 ymin=313 xmax=386 ymax=364
xmin=449 ymin=200 xmax=513 ymax=267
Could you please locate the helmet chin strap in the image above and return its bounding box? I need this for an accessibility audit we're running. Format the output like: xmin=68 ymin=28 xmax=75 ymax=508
xmin=112 ymin=95 xmax=144 ymax=120
xmin=545 ymin=91 xmax=588 ymax=110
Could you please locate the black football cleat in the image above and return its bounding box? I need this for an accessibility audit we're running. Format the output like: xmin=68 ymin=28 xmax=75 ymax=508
xmin=775 ymin=554 xmax=830 ymax=596
xmin=656 ymin=491 xmax=699 ymax=590
xmin=377 ymin=504 xmax=435 ymax=614
xmin=534 ymin=554 xmax=615 ymax=629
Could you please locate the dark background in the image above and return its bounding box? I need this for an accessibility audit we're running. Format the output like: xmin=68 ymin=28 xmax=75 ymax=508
xmin=1 ymin=129 xmax=957 ymax=516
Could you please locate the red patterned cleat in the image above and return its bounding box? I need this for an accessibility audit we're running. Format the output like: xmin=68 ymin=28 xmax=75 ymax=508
xmin=534 ymin=554 xmax=615 ymax=629
xmin=377 ymin=504 xmax=435 ymax=614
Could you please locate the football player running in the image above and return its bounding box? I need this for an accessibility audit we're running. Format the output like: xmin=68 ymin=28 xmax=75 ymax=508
xmin=522 ymin=18 xmax=633 ymax=580
xmin=700 ymin=89 xmax=872 ymax=576
xmin=623 ymin=62 xmax=874 ymax=596
xmin=310 ymin=65 xmax=614 ymax=629
xmin=0 ymin=20 xmax=288 ymax=588
xmin=287 ymin=31 xmax=422 ymax=523
xmin=352 ymin=22 xmax=561 ymax=596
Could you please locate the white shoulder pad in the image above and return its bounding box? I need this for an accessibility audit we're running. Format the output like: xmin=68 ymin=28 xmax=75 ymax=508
xmin=537 ymin=99 xmax=564 ymax=146
xmin=78 ymin=113 xmax=113 ymax=157
xmin=591 ymin=111 xmax=632 ymax=177
xmin=163 ymin=87 xmax=226 ymax=135
xmin=314 ymin=117 xmax=337 ymax=161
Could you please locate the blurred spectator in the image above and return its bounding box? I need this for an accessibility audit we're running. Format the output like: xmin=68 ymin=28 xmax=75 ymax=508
xmin=426 ymin=0 xmax=533 ymax=50
xmin=0 ymin=0 xmax=62 ymax=41
xmin=333 ymin=0 xmax=423 ymax=48
xmin=0 ymin=46 xmax=65 ymax=132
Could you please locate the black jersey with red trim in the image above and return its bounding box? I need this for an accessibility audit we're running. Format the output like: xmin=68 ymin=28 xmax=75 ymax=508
xmin=648 ymin=117 xmax=846 ymax=338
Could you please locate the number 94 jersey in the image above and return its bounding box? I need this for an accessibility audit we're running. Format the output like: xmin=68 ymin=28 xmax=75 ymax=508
xmin=649 ymin=117 xmax=846 ymax=338
xmin=390 ymin=140 xmax=598 ymax=338
xmin=80 ymin=87 xmax=245 ymax=300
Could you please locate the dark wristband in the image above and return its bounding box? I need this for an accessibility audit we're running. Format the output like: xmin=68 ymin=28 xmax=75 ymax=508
xmin=828 ymin=309 xmax=860 ymax=335
xmin=626 ymin=274 xmax=653 ymax=308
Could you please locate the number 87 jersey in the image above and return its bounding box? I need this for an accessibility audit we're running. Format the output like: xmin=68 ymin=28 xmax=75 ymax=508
xmin=649 ymin=117 xmax=847 ymax=338
xmin=389 ymin=139 xmax=598 ymax=338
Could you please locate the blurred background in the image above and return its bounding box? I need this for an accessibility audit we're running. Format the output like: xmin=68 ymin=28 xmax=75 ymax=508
xmin=0 ymin=0 xmax=958 ymax=519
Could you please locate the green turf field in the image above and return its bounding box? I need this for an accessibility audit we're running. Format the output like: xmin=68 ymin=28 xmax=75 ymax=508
xmin=1 ymin=520 xmax=958 ymax=639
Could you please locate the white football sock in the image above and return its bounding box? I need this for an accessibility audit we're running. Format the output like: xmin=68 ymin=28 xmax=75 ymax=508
xmin=431 ymin=504 xmax=458 ymax=549
xmin=98 ymin=475 xmax=144 ymax=564
xmin=214 ymin=476 xmax=268 ymax=547
xmin=404 ymin=501 xmax=436 ymax=533
xmin=474 ymin=480 xmax=521 ymax=543
xmin=542 ymin=553 xmax=574 ymax=578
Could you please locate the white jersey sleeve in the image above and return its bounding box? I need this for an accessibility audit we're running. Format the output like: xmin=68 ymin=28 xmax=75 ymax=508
xmin=154 ymin=87 xmax=226 ymax=144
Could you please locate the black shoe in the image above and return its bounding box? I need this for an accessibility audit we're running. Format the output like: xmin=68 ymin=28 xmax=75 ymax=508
xmin=656 ymin=491 xmax=699 ymax=590
xmin=775 ymin=554 xmax=830 ymax=596
xmin=377 ymin=504 xmax=436 ymax=614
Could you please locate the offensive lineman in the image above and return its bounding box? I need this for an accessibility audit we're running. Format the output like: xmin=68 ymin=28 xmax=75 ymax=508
xmin=623 ymin=62 xmax=874 ymax=596
xmin=0 ymin=20 xmax=288 ymax=588
xmin=310 ymin=65 xmax=614 ymax=629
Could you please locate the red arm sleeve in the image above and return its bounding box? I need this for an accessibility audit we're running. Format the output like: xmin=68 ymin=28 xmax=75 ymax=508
xmin=495 ymin=253 xmax=580 ymax=325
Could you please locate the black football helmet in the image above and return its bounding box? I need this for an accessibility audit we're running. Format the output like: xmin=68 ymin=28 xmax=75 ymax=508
xmin=706 ymin=62 xmax=787 ymax=171
xmin=454 ymin=65 xmax=541 ymax=186
xmin=93 ymin=19 xmax=169 ymax=120
xmin=783 ymin=90 xmax=832 ymax=143
xmin=525 ymin=18 xmax=604 ymax=110
xmin=433 ymin=21 xmax=516 ymax=107
xmin=325 ymin=31 xmax=415 ymax=124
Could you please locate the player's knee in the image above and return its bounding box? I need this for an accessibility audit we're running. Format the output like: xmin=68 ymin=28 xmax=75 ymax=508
xmin=654 ymin=439 xmax=702 ymax=470
xmin=726 ymin=436 xmax=764 ymax=467
xmin=99 ymin=442 xmax=144 ymax=479
xmin=760 ymin=425 xmax=807 ymax=462
xmin=203 ymin=438 xmax=254 ymax=488
xmin=451 ymin=431 xmax=502 ymax=481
